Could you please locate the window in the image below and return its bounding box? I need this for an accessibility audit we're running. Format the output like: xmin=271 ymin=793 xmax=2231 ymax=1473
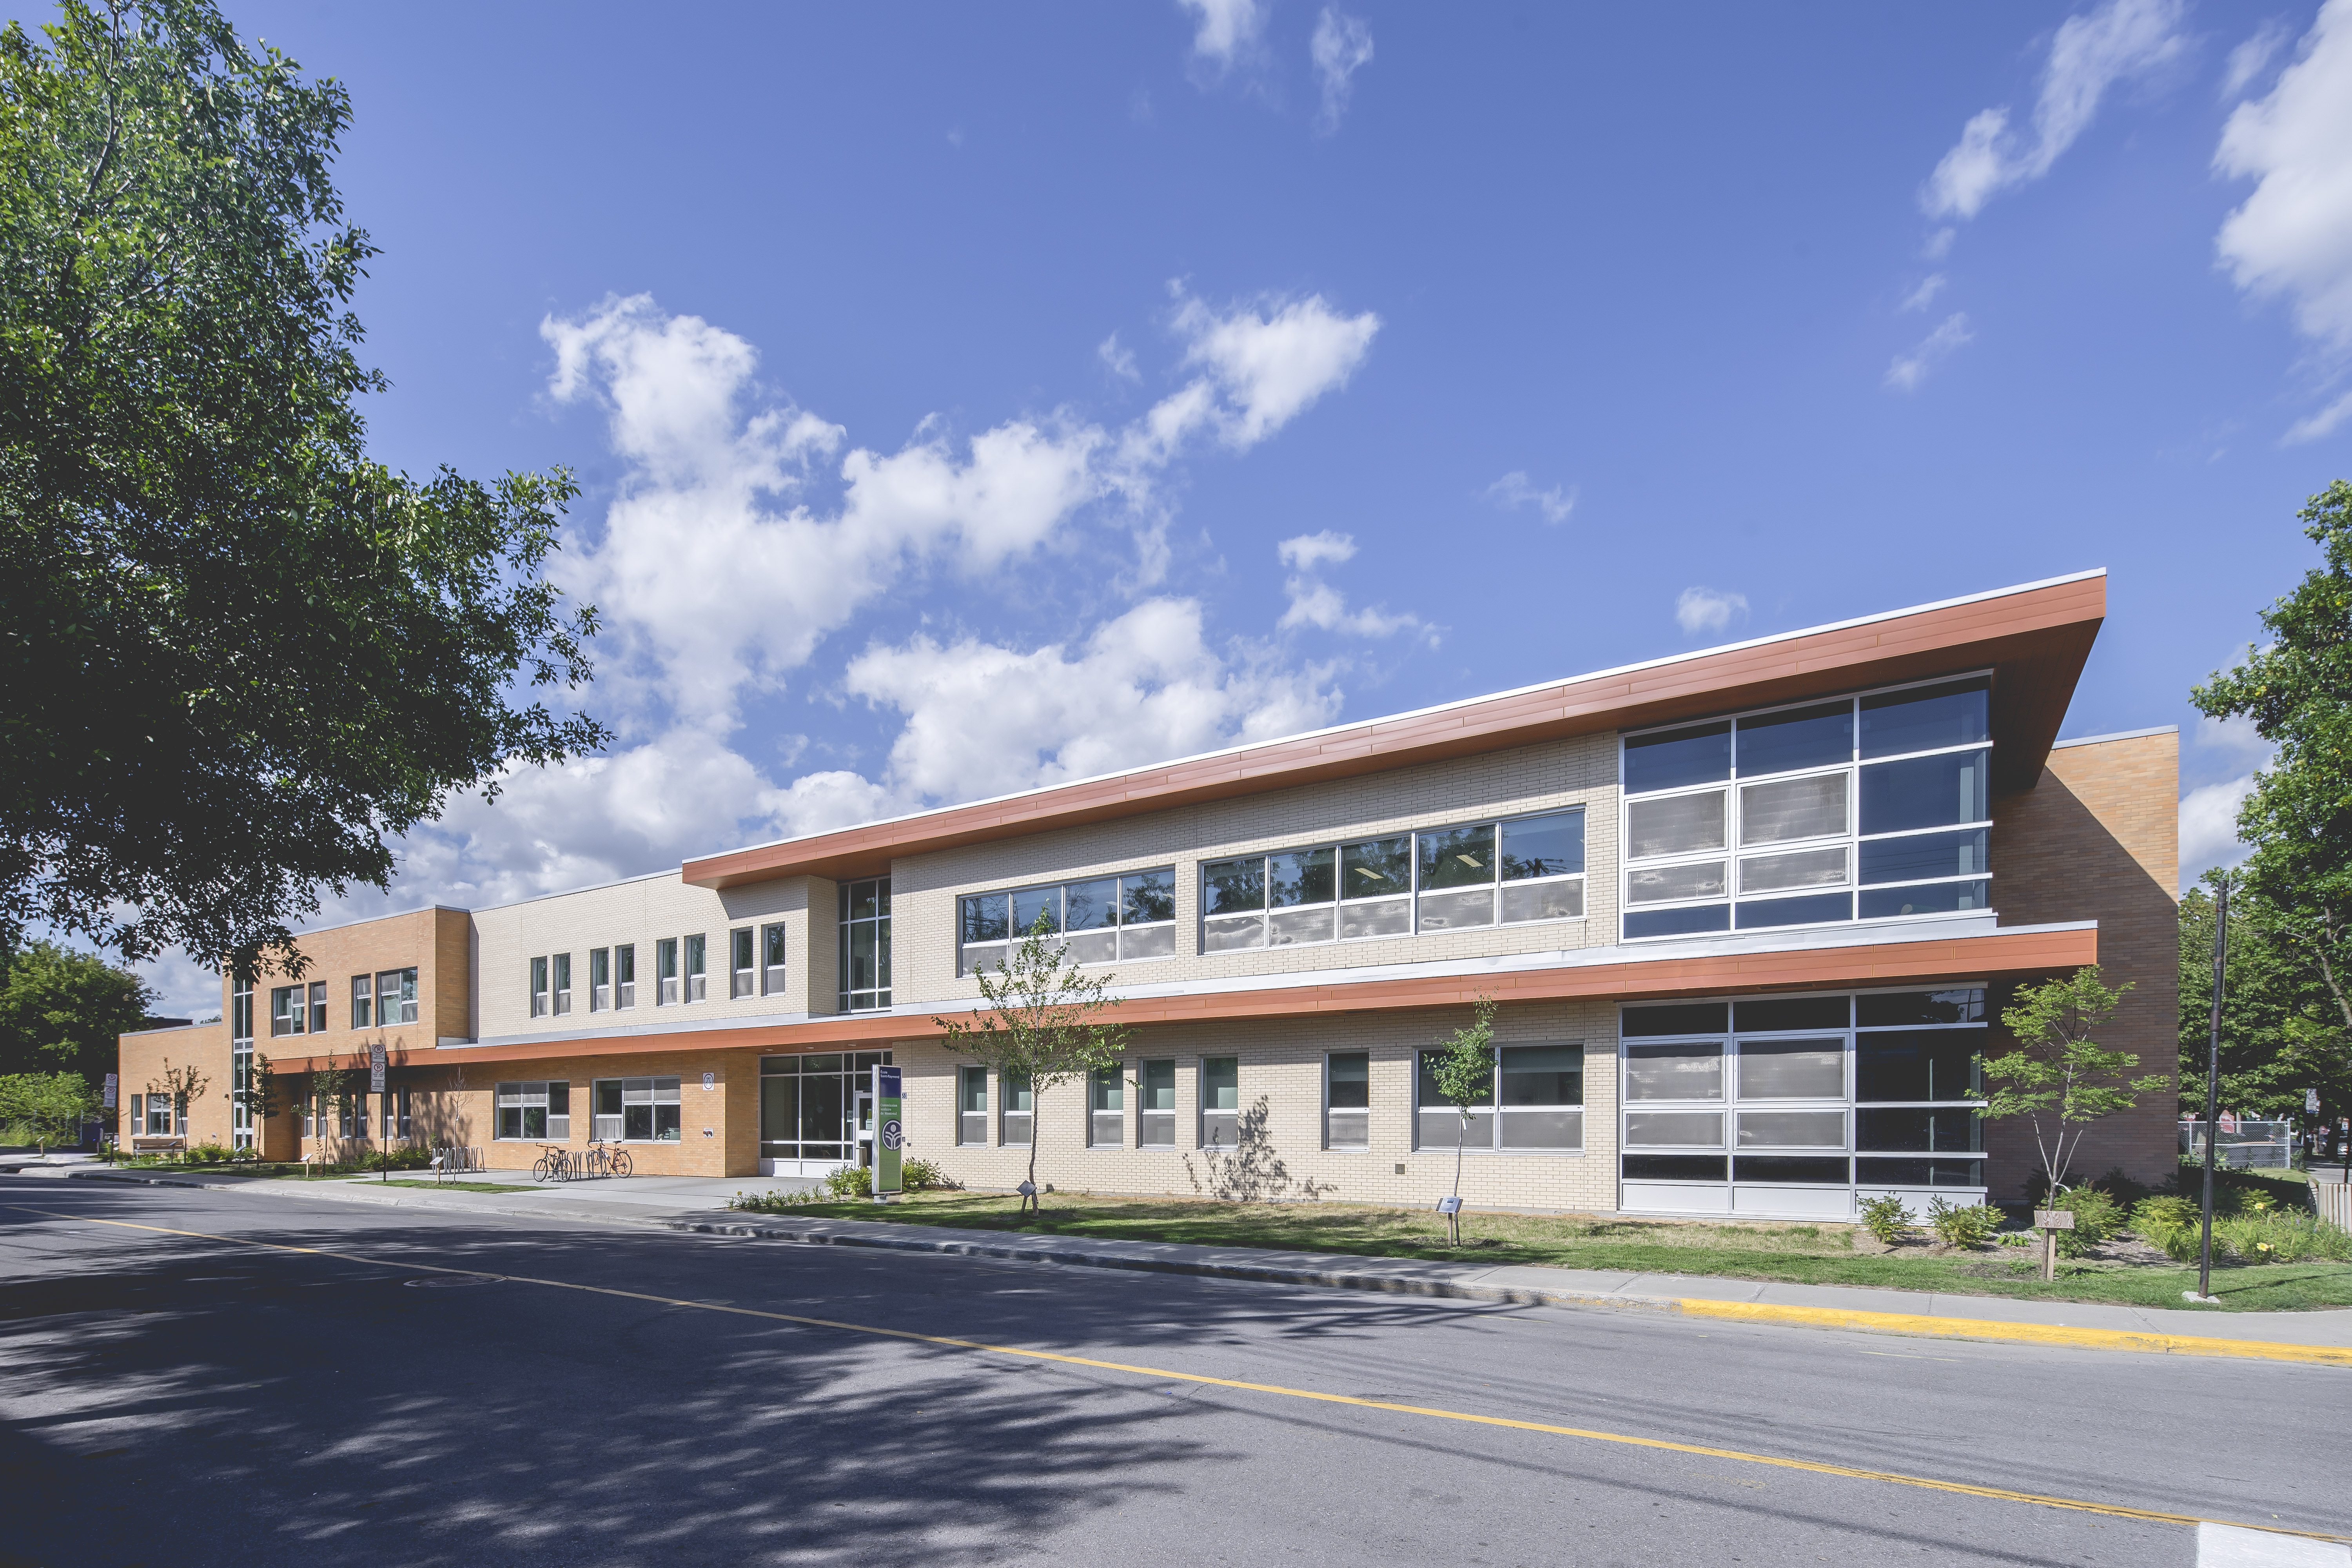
xmin=1617 ymin=989 xmax=1989 ymax=1200
xmin=1002 ymin=1074 xmax=1033 ymax=1146
xmin=1201 ymin=1056 xmax=1238 ymax=1149
xmin=683 ymin=935 xmax=707 ymax=1002
xmin=1325 ymin=1052 xmax=1368 ymax=1149
xmin=351 ymin=973 xmax=373 ymax=1030
xmin=308 ymin=982 xmax=327 ymax=1033
xmin=959 ymin=867 xmax=1176 ymax=976
xmin=595 ymin=1076 xmax=681 ymax=1141
xmin=959 ymin=1066 xmax=988 ymax=1145
xmin=731 ymin=928 xmax=755 ymax=999
xmin=840 ymin=880 xmax=891 ymax=1010
xmin=762 ymin=923 xmax=788 ymax=995
xmin=375 ymin=968 xmax=419 ymax=1025
xmin=269 ymin=984 xmax=305 ymax=1036
xmin=1088 ymin=1065 xmax=1123 ymax=1147
xmin=1204 ymin=812 xmax=1584 ymax=954
xmin=1415 ymin=1043 xmax=1584 ymax=1152
xmin=138 ymin=1094 xmax=172 ymax=1136
xmin=495 ymin=1081 xmax=570 ymax=1141
xmin=380 ymin=1087 xmax=412 ymax=1143
xmin=1620 ymin=677 xmax=1993 ymax=940
xmin=231 ymin=981 xmax=255 ymax=1150
xmin=657 ymin=938 xmax=679 ymax=1005
xmin=615 ymin=944 xmax=636 ymax=1009
xmin=1138 ymin=1060 xmax=1176 ymax=1148
xmin=590 ymin=947 xmax=611 ymax=1012
xmin=530 ymin=957 xmax=548 ymax=1017
xmin=756 ymin=1051 xmax=891 ymax=1162
xmin=552 ymin=953 xmax=572 ymax=1016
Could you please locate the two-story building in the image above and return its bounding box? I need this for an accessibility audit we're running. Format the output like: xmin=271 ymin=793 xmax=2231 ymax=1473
xmin=117 ymin=569 xmax=2179 ymax=1218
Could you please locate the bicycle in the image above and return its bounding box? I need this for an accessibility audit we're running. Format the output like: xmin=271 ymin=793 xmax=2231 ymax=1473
xmin=531 ymin=1144 xmax=569 ymax=1183
xmin=575 ymin=1140 xmax=633 ymax=1180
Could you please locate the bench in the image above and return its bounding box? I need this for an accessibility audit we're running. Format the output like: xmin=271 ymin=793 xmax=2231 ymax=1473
xmin=130 ymin=1138 xmax=185 ymax=1154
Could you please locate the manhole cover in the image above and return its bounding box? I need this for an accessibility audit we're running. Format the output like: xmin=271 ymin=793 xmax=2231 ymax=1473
xmin=403 ymin=1276 xmax=496 ymax=1288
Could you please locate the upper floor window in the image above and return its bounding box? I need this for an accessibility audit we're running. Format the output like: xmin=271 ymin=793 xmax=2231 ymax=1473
xmin=731 ymin=927 xmax=756 ymax=998
xmin=615 ymin=943 xmax=637 ymax=1009
xmin=1619 ymin=677 xmax=1992 ymax=942
xmin=1203 ymin=810 xmax=1584 ymax=954
xmin=269 ymin=984 xmax=305 ymax=1036
xmin=230 ymin=982 xmax=254 ymax=1046
xmin=530 ymin=956 xmax=549 ymax=1017
xmin=552 ymin=952 xmax=572 ymax=1015
xmin=656 ymin=938 xmax=679 ymax=1005
xmin=683 ymin=934 xmax=707 ymax=1002
xmin=590 ymin=947 xmax=611 ymax=1012
xmin=307 ymin=981 xmax=327 ymax=1033
xmin=958 ymin=867 xmax=1176 ymax=976
xmin=840 ymin=879 xmax=891 ymax=1011
xmin=351 ymin=973 xmax=373 ymax=1030
xmin=376 ymin=967 xmax=419 ymax=1025
xmin=762 ymin=922 xmax=788 ymax=995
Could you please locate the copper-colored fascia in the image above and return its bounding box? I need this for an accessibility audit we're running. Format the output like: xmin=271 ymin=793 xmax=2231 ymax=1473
xmin=279 ymin=924 xmax=2095 ymax=1075
xmin=683 ymin=575 xmax=2104 ymax=889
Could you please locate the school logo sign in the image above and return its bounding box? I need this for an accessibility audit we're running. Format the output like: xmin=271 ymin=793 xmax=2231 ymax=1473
xmin=873 ymin=1065 xmax=904 ymax=1198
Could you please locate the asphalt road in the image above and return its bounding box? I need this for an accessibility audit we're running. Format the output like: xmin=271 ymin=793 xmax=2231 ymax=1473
xmin=0 ymin=1183 xmax=2343 ymax=1568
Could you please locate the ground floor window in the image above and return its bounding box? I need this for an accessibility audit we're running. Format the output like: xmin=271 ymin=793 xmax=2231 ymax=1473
xmin=758 ymin=1051 xmax=893 ymax=1161
xmin=958 ymin=1066 xmax=988 ymax=1145
xmin=1415 ymin=1043 xmax=1584 ymax=1152
xmin=1002 ymin=1074 xmax=1033 ymax=1146
xmin=1138 ymin=1060 xmax=1176 ymax=1148
xmin=1088 ymin=1066 xmax=1123 ymax=1147
xmin=1325 ymin=1051 xmax=1368 ymax=1149
xmin=495 ymin=1081 xmax=570 ymax=1141
xmin=1200 ymin=1056 xmax=1238 ymax=1149
xmin=592 ymin=1076 xmax=681 ymax=1142
xmin=133 ymin=1094 xmax=172 ymax=1136
xmin=380 ymin=1087 xmax=412 ymax=1143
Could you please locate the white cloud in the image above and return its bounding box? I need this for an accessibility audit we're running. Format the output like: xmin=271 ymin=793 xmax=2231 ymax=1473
xmin=1675 ymin=587 xmax=1749 ymax=637
xmin=1162 ymin=286 xmax=1383 ymax=450
xmin=2223 ymin=17 xmax=2293 ymax=98
xmin=1276 ymin=530 xmax=1358 ymax=570
xmin=1098 ymin=332 xmax=1140 ymax=381
xmin=2214 ymin=0 xmax=2352 ymax=365
xmin=1483 ymin=471 xmax=1575 ymax=524
xmin=2179 ymin=774 xmax=2258 ymax=890
xmin=1274 ymin=532 xmax=1430 ymax=641
xmin=1901 ymin=274 xmax=1949 ymax=312
xmin=1923 ymin=227 xmax=1957 ymax=261
xmin=1922 ymin=0 xmax=2187 ymax=221
xmin=1885 ymin=312 xmax=1976 ymax=390
xmin=1179 ymin=0 xmax=1267 ymax=70
xmin=2285 ymin=386 xmax=2352 ymax=443
xmin=1311 ymin=7 xmax=1375 ymax=134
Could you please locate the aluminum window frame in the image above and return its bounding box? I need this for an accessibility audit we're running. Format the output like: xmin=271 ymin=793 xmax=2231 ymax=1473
xmin=375 ymin=968 xmax=419 ymax=1025
xmin=615 ymin=944 xmax=636 ymax=1010
xmin=589 ymin=947 xmax=611 ymax=1013
xmin=755 ymin=1051 xmax=891 ymax=1161
xmin=1323 ymin=1049 xmax=1370 ymax=1151
xmin=958 ymin=1064 xmax=989 ymax=1147
xmin=552 ymin=951 xmax=572 ymax=1016
xmin=761 ymin=922 xmax=788 ymax=996
xmin=529 ymin=956 xmax=548 ymax=1018
xmin=1412 ymin=1041 xmax=1586 ymax=1154
xmin=839 ymin=879 xmax=892 ymax=1011
xmin=956 ymin=866 xmax=1178 ymax=978
xmin=1087 ymin=1064 xmax=1125 ymax=1149
xmin=494 ymin=1080 xmax=571 ymax=1142
xmin=656 ymin=938 xmax=679 ymax=1006
xmin=269 ymin=984 xmax=305 ymax=1036
xmin=350 ymin=973 xmax=373 ymax=1030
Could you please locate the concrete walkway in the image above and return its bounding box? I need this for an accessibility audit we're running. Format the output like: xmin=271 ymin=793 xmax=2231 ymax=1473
xmin=20 ymin=1162 xmax=2351 ymax=1361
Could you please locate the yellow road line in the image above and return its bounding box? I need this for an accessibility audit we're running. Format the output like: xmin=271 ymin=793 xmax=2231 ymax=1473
xmin=1677 ymin=1298 xmax=2352 ymax=1367
xmin=10 ymin=1203 xmax=2347 ymax=1548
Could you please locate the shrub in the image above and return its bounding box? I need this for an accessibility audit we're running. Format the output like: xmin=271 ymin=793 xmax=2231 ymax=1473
xmin=184 ymin=1140 xmax=236 ymax=1163
xmin=361 ymin=1146 xmax=434 ymax=1172
xmin=728 ymin=1187 xmax=817 ymax=1214
xmin=821 ymin=1165 xmax=873 ymax=1200
xmin=1926 ymin=1195 xmax=1998 ymax=1249
xmin=2214 ymin=1212 xmax=2352 ymax=1265
xmin=2045 ymin=1185 xmax=2124 ymax=1257
xmin=1856 ymin=1194 xmax=1911 ymax=1246
xmin=900 ymin=1157 xmax=956 ymax=1192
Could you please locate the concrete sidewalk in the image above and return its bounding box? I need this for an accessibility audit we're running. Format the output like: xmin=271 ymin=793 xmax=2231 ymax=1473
xmin=21 ymin=1163 xmax=2351 ymax=1364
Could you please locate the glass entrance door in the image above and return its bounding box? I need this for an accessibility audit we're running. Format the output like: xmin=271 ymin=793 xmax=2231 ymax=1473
xmin=758 ymin=1051 xmax=894 ymax=1173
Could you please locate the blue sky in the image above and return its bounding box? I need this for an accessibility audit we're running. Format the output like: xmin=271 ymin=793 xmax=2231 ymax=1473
xmin=67 ymin=0 xmax=2352 ymax=1012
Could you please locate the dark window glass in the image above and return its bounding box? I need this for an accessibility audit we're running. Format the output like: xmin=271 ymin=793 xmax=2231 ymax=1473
xmin=1011 ymin=886 xmax=1062 ymax=937
xmin=760 ymin=1075 xmax=797 ymax=1147
xmin=1856 ymin=1107 xmax=1982 ymax=1152
xmin=800 ymin=1073 xmax=844 ymax=1145
xmin=1855 ymin=988 xmax=1985 ymax=1027
xmin=1859 ymin=828 xmax=1988 ymax=885
xmin=1735 ymin=891 xmax=1851 ymax=928
xmin=1624 ymin=722 xmax=1731 ymax=793
xmin=1270 ymin=847 xmax=1335 ymax=907
xmin=1063 ymin=878 xmax=1117 ymax=931
xmin=844 ymin=882 xmax=879 ymax=922
xmin=1860 ymin=679 xmax=1990 ymax=760
xmin=1327 ymin=1052 xmax=1370 ymax=1110
xmin=1499 ymin=812 xmax=1584 ymax=880
xmin=1202 ymin=858 xmax=1265 ymax=915
xmin=1734 ymin=1156 xmax=1849 ymax=1185
xmin=1139 ymin=1059 xmax=1176 ymax=1111
xmin=802 ymin=1053 xmax=842 ymax=1074
xmin=1855 ymin=1029 xmax=1982 ymax=1101
xmin=1499 ymin=1045 xmax=1582 ymax=1106
xmin=1339 ymin=836 xmax=1411 ymax=900
xmin=1733 ymin=995 xmax=1850 ymax=1033
xmin=1418 ymin=823 xmax=1497 ymax=891
xmin=1858 ymin=880 xmax=1990 ymax=919
xmin=1624 ymin=904 xmax=1731 ymax=939
xmin=1622 ymin=1001 xmax=1728 ymax=1037
xmin=1859 ymin=749 xmax=1989 ymax=835
xmin=1121 ymin=870 xmax=1176 ymax=924
xmin=1736 ymin=702 xmax=1853 ymax=776
xmin=1855 ymin=1157 xmax=1984 ymax=1187
xmin=1622 ymin=1154 xmax=1727 ymax=1181
xmin=1416 ymin=1049 xmax=1492 ymax=1109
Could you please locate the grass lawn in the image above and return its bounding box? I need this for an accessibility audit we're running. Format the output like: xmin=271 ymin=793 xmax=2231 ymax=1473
xmin=347 ymin=1178 xmax=521 ymax=1194
xmin=750 ymin=1189 xmax=2352 ymax=1313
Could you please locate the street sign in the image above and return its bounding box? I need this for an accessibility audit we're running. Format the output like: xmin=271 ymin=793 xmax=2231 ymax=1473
xmin=873 ymin=1065 xmax=903 ymax=1199
xmin=368 ymin=1042 xmax=388 ymax=1093
xmin=102 ymin=1073 xmax=118 ymax=1110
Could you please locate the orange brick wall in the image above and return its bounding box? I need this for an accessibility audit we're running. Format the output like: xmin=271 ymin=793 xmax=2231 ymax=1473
xmin=115 ymin=1023 xmax=233 ymax=1147
xmin=1985 ymin=730 xmax=2180 ymax=1197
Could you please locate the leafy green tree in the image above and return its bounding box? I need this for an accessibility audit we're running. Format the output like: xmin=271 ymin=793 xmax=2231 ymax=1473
xmin=1426 ymin=995 xmax=1497 ymax=1247
xmin=2192 ymin=481 xmax=2352 ymax=1097
xmin=2178 ymin=875 xmax=2352 ymax=1123
xmin=0 ymin=0 xmax=604 ymax=983
xmin=0 ymin=939 xmax=155 ymax=1080
xmin=0 ymin=1069 xmax=97 ymax=1151
xmin=1984 ymin=966 xmax=2169 ymax=1196
xmin=933 ymin=915 xmax=1126 ymax=1216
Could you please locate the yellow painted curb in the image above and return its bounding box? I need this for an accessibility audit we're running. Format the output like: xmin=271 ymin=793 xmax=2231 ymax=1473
xmin=1678 ymin=1298 xmax=2352 ymax=1366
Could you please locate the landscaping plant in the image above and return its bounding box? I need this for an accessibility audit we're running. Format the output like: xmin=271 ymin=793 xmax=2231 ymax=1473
xmin=1984 ymin=967 xmax=2168 ymax=1198
xmin=1857 ymin=1194 xmax=1912 ymax=1246
xmin=1925 ymin=1195 xmax=1998 ymax=1249
xmin=1425 ymin=995 xmax=1498 ymax=1247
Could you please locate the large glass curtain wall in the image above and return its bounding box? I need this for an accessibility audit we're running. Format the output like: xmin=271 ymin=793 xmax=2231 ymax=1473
xmin=1619 ymin=989 xmax=1987 ymax=1216
xmin=1202 ymin=809 xmax=1584 ymax=954
xmin=958 ymin=867 xmax=1176 ymax=976
xmin=1619 ymin=677 xmax=1993 ymax=940
xmin=760 ymin=1051 xmax=894 ymax=1165
xmin=840 ymin=880 xmax=891 ymax=1010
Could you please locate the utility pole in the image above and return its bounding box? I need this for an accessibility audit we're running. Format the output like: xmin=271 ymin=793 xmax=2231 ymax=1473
xmin=2189 ymin=877 xmax=2230 ymax=1305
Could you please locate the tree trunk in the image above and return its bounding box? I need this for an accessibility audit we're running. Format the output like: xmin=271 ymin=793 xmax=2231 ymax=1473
xmin=1451 ymin=1112 xmax=1468 ymax=1247
xmin=1025 ymin=1126 xmax=1041 ymax=1218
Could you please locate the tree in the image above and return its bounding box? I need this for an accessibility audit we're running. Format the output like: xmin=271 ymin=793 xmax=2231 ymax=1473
xmin=1426 ymin=995 xmax=1497 ymax=1247
xmin=1984 ymin=966 xmax=2168 ymax=1196
xmin=933 ymin=915 xmax=1126 ymax=1216
xmin=0 ymin=1069 xmax=97 ymax=1151
xmin=2178 ymin=875 xmax=2352 ymax=1124
xmin=2192 ymin=481 xmax=2352 ymax=1102
xmin=145 ymin=1054 xmax=207 ymax=1146
xmin=0 ymin=0 xmax=606 ymax=984
xmin=0 ymin=939 xmax=155 ymax=1080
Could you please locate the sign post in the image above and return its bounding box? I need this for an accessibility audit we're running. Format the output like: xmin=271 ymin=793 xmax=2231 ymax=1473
xmin=102 ymin=1073 xmax=118 ymax=1110
xmin=368 ymin=1042 xmax=388 ymax=1093
xmin=872 ymin=1065 xmax=903 ymax=1202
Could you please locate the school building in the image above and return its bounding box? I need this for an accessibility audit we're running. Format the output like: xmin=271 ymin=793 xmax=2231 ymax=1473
xmin=116 ymin=568 xmax=2180 ymax=1218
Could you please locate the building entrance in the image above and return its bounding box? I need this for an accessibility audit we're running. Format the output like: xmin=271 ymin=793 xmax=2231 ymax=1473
xmin=759 ymin=1051 xmax=893 ymax=1175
